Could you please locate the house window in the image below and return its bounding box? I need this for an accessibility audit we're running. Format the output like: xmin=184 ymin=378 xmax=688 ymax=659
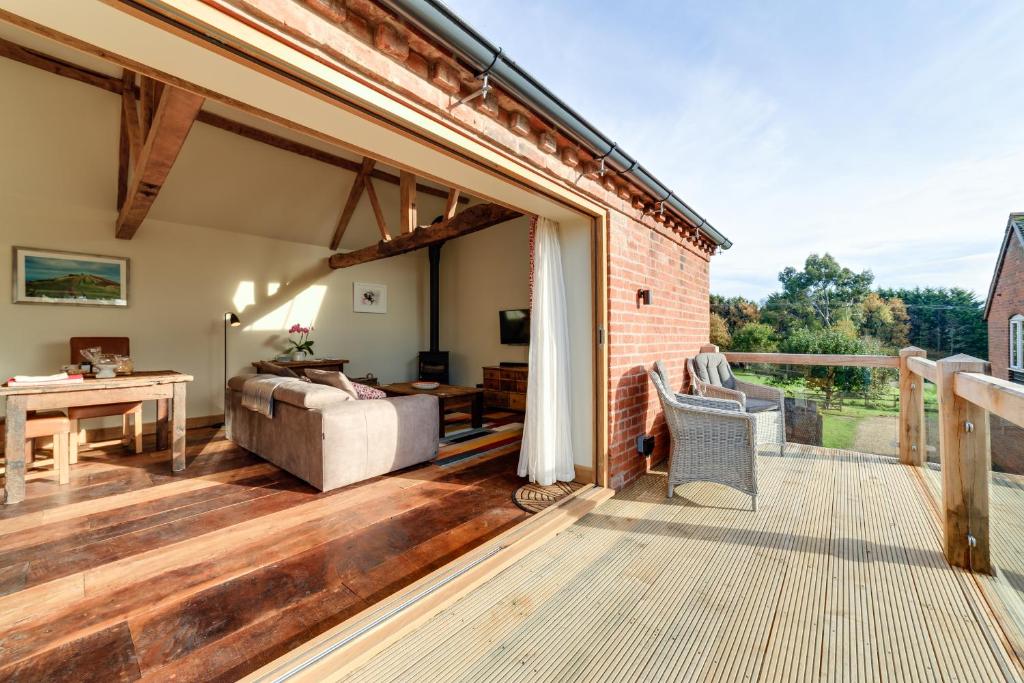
xmin=1011 ymin=315 xmax=1024 ymax=371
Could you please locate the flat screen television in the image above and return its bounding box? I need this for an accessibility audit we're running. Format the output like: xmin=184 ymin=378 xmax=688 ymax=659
xmin=499 ymin=308 xmax=530 ymax=345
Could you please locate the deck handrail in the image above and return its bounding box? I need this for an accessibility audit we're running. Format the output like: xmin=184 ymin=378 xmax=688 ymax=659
xmin=722 ymin=351 xmax=899 ymax=368
xmin=905 ymin=355 xmax=937 ymax=383
xmin=953 ymin=371 xmax=1024 ymax=429
xmin=714 ymin=344 xmax=1024 ymax=575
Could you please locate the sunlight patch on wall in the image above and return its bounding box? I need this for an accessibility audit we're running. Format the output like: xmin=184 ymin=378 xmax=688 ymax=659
xmin=232 ymin=281 xmax=256 ymax=313
xmin=246 ymin=284 xmax=327 ymax=331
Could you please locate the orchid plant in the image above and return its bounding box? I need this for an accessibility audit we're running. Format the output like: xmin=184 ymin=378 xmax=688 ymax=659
xmin=286 ymin=323 xmax=315 ymax=355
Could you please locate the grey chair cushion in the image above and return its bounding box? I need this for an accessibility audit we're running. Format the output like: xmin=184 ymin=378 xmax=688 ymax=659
xmin=745 ymin=398 xmax=779 ymax=413
xmin=691 ymin=353 xmax=737 ymax=390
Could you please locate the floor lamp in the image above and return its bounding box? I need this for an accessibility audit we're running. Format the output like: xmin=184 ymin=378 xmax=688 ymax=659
xmin=223 ymin=312 xmax=240 ymax=427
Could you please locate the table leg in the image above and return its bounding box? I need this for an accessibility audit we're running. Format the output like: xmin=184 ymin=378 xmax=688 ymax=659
xmin=471 ymin=393 xmax=484 ymax=430
xmin=2 ymin=396 xmax=28 ymax=504
xmin=437 ymin=396 xmax=446 ymax=441
xmin=155 ymin=398 xmax=169 ymax=451
xmin=171 ymin=382 xmax=187 ymax=472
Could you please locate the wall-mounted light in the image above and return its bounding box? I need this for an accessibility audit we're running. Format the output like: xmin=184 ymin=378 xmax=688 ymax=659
xmin=637 ymin=289 xmax=652 ymax=306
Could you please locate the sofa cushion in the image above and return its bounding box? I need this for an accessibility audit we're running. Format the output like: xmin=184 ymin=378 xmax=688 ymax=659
xmin=254 ymin=361 xmax=301 ymax=378
xmin=304 ymin=368 xmax=357 ymax=400
xmin=353 ymin=383 xmax=387 ymax=400
xmin=227 ymin=374 xmax=349 ymax=410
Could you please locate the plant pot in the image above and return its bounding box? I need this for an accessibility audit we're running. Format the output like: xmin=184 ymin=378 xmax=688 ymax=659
xmin=291 ymin=351 xmax=309 ymax=361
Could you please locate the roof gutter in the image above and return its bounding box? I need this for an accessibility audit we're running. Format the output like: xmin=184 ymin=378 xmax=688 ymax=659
xmin=380 ymin=0 xmax=732 ymax=249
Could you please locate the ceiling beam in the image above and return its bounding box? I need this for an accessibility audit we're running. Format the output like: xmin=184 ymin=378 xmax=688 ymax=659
xmin=363 ymin=177 xmax=391 ymax=242
xmin=115 ymin=86 xmax=204 ymax=239
xmin=0 ymin=36 xmax=122 ymax=93
xmin=117 ymin=70 xmax=139 ymax=210
xmin=443 ymin=188 xmax=460 ymax=220
xmin=329 ymin=203 xmax=523 ymax=269
xmin=330 ymin=157 xmax=375 ymax=250
xmin=400 ymin=171 xmax=417 ymax=234
xmin=0 ymin=38 xmax=471 ymax=208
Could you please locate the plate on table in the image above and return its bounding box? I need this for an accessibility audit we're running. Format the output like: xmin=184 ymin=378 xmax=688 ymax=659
xmin=412 ymin=381 xmax=440 ymax=390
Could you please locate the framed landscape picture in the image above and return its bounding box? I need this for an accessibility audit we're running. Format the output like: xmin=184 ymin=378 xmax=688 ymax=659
xmin=353 ymin=282 xmax=387 ymax=314
xmin=13 ymin=247 xmax=129 ymax=307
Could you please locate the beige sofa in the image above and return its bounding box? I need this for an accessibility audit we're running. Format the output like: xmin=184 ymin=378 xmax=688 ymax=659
xmin=226 ymin=375 xmax=439 ymax=491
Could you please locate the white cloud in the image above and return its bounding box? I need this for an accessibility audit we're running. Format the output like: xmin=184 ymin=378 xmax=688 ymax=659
xmin=445 ymin=0 xmax=1024 ymax=301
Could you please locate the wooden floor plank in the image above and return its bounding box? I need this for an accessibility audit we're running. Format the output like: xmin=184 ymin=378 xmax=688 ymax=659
xmin=0 ymin=420 xmax=529 ymax=679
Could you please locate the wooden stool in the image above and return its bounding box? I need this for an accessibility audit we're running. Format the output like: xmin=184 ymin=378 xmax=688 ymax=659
xmin=67 ymin=402 xmax=143 ymax=464
xmin=26 ymin=411 xmax=71 ymax=485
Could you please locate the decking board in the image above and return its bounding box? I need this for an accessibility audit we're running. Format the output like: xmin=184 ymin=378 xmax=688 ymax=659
xmin=343 ymin=445 xmax=1023 ymax=683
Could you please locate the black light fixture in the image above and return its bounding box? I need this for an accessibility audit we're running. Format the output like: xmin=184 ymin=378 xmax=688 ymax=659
xmin=223 ymin=312 xmax=241 ymax=396
xmin=637 ymin=289 xmax=652 ymax=306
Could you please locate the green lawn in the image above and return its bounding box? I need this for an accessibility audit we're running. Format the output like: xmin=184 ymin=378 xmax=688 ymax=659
xmin=822 ymin=414 xmax=860 ymax=450
xmin=733 ymin=368 xmax=937 ymax=452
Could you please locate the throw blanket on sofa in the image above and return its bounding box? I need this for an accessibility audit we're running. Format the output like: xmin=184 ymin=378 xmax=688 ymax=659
xmin=241 ymin=376 xmax=304 ymax=418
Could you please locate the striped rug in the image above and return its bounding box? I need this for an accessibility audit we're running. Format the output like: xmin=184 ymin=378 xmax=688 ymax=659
xmin=435 ymin=411 xmax=523 ymax=467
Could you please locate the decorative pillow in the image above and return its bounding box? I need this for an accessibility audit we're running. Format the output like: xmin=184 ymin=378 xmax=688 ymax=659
xmin=304 ymin=369 xmax=358 ymax=400
xmin=353 ymin=382 xmax=386 ymax=400
xmin=255 ymin=361 xmax=302 ymax=379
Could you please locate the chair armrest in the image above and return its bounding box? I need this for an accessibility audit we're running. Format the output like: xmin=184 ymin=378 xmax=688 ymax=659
xmin=734 ymin=380 xmax=785 ymax=408
xmin=674 ymin=394 xmax=743 ymax=412
xmin=698 ymin=383 xmax=747 ymax=409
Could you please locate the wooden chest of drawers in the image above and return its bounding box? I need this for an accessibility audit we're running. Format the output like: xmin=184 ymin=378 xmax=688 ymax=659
xmin=482 ymin=365 xmax=528 ymax=411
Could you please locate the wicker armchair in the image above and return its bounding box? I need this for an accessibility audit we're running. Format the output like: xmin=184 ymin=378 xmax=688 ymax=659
xmin=649 ymin=368 xmax=757 ymax=510
xmin=687 ymin=353 xmax=786 ymax=456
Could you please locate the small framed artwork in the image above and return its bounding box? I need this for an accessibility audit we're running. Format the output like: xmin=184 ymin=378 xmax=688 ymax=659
xmin=12 ymin=247 xmax=129 ymax=307
xmin=353 ymin=282 xmax=387 ymax=314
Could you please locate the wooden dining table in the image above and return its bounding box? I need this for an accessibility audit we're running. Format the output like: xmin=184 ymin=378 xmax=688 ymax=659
xmin=0 ymin=371 xmax=193 ymax=504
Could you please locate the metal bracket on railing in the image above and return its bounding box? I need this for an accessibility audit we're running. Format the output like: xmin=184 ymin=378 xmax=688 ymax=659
xmin=910 ymin=382 xmax=917 ymax=390
xmin=968 ymin=533 xmax=978 ymax=548
xmin=911 ymin=444 xmax=918 ymax=452
xmin=964 ymin=420 xmax=975 ymax=433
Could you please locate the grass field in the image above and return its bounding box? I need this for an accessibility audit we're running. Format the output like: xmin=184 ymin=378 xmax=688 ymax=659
xmin=735 ymin=369 xmax=938 ymax=453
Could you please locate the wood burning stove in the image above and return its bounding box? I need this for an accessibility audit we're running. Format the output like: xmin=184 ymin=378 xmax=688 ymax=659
xmin=419 ymin=243 xmax=450 ymax=384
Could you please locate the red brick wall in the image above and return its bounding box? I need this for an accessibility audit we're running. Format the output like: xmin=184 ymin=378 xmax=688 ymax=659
xmin=218 ymin=0 xmax=716 ymax=490
xmin=606 ymin=212 xmax=710 ymax=489
xmin=988 ymin=237 xmax=1024 ymax=380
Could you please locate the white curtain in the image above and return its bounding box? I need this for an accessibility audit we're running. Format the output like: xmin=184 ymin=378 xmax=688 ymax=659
xmin=519 ymin=217 xmax=575 ymax=485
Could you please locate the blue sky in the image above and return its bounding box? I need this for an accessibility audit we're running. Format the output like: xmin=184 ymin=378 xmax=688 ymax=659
xmin=443 ymin=0 xmax=1024 ymax=301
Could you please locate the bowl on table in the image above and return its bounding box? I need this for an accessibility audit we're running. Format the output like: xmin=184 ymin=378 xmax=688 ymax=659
xmin=411 ymin=381 xmax=440 ymax=390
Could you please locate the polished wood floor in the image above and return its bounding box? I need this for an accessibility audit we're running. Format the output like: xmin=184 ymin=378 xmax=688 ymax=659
xmin=344 ymin=445 xmax=1023 ymax=682
xmin=0 ymin=422 xmax=528 ymax=681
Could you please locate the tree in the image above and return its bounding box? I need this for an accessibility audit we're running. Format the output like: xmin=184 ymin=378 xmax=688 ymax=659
xmin=730 ymin=322 xmax=778 ymax=352
xmin=709 ymin=312 xmax=731 ymax=349
xmin=710 ymin=295 xmax=760 ymax=332
xmin=780 ymin=327 xmax=870 ymax=408
xmin=763 ymin=254 xmax=873 ymax=332
xmin=876 ymin=287 xmax=987 ymax=358
xmin=857 ymin=292 xmax=910 ymax=349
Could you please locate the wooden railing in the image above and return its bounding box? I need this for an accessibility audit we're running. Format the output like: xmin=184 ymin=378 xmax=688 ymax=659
xmin=716 ymin=344 xmax=1024 ymax=575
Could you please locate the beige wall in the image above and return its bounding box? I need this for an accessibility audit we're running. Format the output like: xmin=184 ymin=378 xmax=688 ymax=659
xmin=0 ymin=44 xmax=594 ymax=472
xmin=0 ymin=55 xmax=434 ymax=420
xmin=438 ymin=217 xmax=531 ymax=387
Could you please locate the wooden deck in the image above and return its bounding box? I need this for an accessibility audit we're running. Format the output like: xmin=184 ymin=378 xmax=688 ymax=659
xmin=341 ymin=445 xmax=1023 ymax=682
xmin=0 ymin=419 xmax=528 ymax=681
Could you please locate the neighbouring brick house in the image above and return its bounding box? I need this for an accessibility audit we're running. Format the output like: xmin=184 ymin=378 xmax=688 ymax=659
xmin=984 ymin=213 xmax=1024 ymax=384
